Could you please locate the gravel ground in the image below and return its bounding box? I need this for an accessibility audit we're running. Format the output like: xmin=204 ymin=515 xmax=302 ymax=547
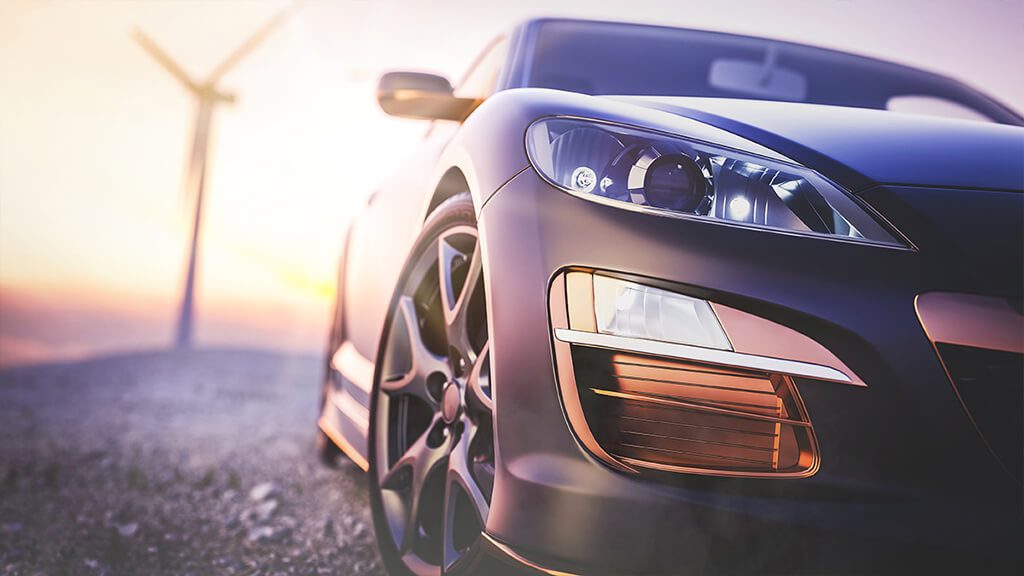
xmin=0 ymin=349 xmax=385 ymax=576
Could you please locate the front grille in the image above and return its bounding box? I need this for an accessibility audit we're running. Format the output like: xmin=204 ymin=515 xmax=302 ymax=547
xmin=570 ymin=346 xmax=818 ymax=477
xmin=937 ymin=343 xmax=1024 ymax=484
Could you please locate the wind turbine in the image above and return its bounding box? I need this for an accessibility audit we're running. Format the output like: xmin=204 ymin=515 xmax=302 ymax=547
xmin=134 ymin=2 xmax=303 ymax=349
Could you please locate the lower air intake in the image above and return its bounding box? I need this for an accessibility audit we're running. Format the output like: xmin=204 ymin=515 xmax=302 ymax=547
xmin=937 ymin=343 xmax=1023 ymax=484
xmin=570 ymin=346 xmax=819 ymax=478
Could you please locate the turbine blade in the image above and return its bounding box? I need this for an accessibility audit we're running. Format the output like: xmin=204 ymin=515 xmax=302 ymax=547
xmin=205 ymin=0 xmax=304 ymax=84
xmin=133 ymin=29 xmax=198 ymax=92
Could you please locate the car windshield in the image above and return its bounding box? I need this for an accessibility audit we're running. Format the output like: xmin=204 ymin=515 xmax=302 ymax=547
xmin=526 ymin=20 xmax=1021 ymax=125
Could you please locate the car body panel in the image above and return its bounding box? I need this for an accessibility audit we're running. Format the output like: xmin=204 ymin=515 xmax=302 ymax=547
xmin=343 ymin=126 xmax=459 ymax=362
xmin=479 ymin=168 xmax=1023 ymax=572
xmin=320 ymin=17 xmax=1024 ymax=573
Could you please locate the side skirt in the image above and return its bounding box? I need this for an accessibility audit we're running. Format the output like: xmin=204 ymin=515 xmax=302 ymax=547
xmin=320 ymin=340 xmax=374 ymax=471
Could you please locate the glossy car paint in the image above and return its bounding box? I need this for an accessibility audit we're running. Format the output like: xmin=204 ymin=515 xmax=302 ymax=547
xmin=321 ymin=17 xmax=1024 ymax=574
xmin=621 ymin=96 xmax=1024 ymax=191
xmin=479 ymin=168 xmax=1022 ymax=573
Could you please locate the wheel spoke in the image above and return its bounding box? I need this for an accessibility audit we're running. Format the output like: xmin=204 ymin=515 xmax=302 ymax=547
xmin=438 ymin=233 xmax=483 ymax=358
xmin=437 ymin=234 xmax=466 ymax=321
xmin=443 ymin=416 xmax=490 ymax=570
xmin=451 ymin=419 xmax=490 ymax=518
xmin=381 ymin=296 xmax=449 ymax=407
xmin=455 ymin=242 xmax=484 ymax=318
xmin=465 ymin=341 xmax=493 ymax=414
xmin=400 ymin=551 xmax=442 ymax=576
xmin=381 ymin=415 xmax=452 ymax=554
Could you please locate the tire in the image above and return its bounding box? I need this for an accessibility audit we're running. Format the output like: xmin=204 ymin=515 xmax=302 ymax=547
xmin=318 ymin=335 xmax=343 ymax=468
xmin=318 ymin=285 xmax=344 ymax=468
xmin=367 ymin=193 xmax=497 ymax=575
xmin=316 ymin=427 xmax=342 ymax=468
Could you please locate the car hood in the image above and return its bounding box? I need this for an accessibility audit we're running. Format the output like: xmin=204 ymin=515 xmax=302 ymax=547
xmin=612 ymin=96 xmax=1024 ymax=193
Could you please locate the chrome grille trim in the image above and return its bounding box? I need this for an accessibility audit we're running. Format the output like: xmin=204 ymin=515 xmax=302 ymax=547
xmin=555 ymin=328 xmax=858 ymax=385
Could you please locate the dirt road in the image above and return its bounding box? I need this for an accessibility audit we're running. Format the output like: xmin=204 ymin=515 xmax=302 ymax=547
xmin=0 ymin=349 xmax=385 ymax=575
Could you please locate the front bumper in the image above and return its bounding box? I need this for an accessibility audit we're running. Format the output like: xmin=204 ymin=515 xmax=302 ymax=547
xmin=477 ymin=169 xmax=1023 ymax=574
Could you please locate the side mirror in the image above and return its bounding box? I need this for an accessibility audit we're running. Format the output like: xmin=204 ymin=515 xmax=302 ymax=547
xmin=377 ymin=71 xmax=480 ymax=121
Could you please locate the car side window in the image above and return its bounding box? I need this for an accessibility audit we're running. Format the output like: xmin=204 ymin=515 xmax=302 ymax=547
xmin=454 ymin=37 xmax=508 ymax=100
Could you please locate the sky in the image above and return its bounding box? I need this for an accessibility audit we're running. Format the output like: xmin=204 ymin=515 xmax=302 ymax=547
xmin=0 ymin=0 xmax=1022 ymax=366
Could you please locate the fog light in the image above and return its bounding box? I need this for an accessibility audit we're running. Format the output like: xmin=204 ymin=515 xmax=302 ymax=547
xmin=586 ymin=274 xmax=732 ymax=350
xmin=553 ymin=270 xmax=830 ymax=479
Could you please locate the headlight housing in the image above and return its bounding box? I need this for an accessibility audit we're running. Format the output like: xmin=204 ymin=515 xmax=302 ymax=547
xmin=526 ymin=117 xmax=905 ymax=247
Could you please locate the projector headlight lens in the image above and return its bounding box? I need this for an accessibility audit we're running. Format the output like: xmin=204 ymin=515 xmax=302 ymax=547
xmin=527 ymin=118 xmax=905 ymax=247
xmin=642 ymin=153 xmax=710 ymax=212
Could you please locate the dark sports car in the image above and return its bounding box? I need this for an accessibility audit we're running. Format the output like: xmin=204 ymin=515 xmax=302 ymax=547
xmin=316 ymin=18 xmax=1024 ymax=575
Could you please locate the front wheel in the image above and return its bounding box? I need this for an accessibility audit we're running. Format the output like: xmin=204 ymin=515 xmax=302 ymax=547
xmin=367 ymin=193 xmax=496 ymax=576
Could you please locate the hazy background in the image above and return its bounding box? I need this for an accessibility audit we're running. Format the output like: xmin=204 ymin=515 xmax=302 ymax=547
xmin=2 ymin=0 xmax=1022 ymax=367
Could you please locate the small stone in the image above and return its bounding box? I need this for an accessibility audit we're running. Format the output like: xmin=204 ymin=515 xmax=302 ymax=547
xmin=351 ymin=520 xmax=367 ymax=538
xmin=246 ymin=524 xmax=292 ymax=544
xmin=248 ymin=482 xmax=280 ymax=502
xmin=116 ymin=522 xmax=138 ymax=538
xmin=252 ymin=500 xmax=278 ymax=522
xmin=271 ymin=526 xmax=293 ymax=543
xmin=322 ymin=518 xmax=335 ymax=538
xmin=247 ymin=526 xmax=274 ymax=542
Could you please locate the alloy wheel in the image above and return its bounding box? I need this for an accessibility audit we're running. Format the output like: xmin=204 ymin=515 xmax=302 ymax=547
xmin=373 ymin=223 xmax=494 ymax=575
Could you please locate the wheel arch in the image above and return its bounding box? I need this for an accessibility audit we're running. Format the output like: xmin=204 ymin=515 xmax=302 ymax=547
xmin=424 ymin=167 xmax=472 ymax=221
xmin=419 ymin=88 xmax=575 ymax=223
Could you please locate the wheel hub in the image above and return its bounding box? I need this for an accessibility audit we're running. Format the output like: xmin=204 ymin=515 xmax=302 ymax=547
xmin=441 ymin=381 xmax=462 ymax=424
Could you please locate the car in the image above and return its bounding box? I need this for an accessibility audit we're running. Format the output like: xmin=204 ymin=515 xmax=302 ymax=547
xmin=315 ymin=17 xmax=1024 ymax=575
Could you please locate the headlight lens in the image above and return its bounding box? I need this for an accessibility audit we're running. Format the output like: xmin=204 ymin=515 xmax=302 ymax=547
xmin=592 ymin=274 xmax=732 ymax=350
xmin=527 ymin=118 xmax=904 ymax=247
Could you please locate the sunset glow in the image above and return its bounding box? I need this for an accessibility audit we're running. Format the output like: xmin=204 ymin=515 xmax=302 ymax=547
xmin=1 ymin=0 xmax=1021 ymax=366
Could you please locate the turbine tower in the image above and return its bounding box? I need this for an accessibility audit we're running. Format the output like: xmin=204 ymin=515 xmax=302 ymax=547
xmin=134 ymin=2 xmax=302 ymax=349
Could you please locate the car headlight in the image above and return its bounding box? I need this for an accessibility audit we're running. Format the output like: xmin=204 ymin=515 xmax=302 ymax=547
xmin=526 ymin=117 xmax=906 ymax=247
